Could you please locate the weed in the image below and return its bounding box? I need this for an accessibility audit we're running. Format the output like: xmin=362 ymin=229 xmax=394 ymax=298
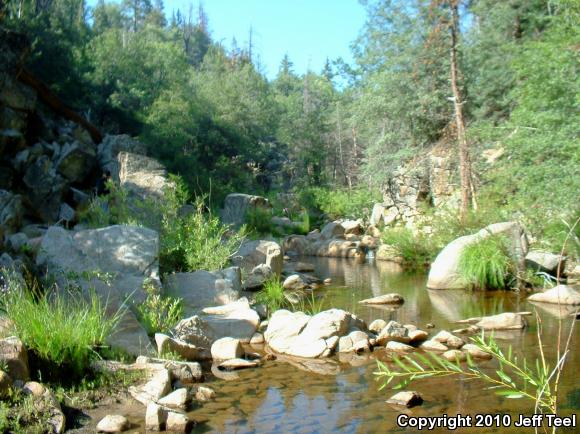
xmin=246 ymin=207 xmax=274 ymax=235
xmin=136 ymin=279 xmax=183 ymax=336
xmin=255 ymin=278 xmax=287 ymax=313
xmin=381 ymin=228 xmax=437 ymax=269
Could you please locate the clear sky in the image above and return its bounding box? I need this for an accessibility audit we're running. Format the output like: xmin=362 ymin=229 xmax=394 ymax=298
xmin=88 ymin=0 xmax=368 ymax=79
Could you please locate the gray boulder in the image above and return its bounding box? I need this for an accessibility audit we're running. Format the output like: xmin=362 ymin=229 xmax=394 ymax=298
xmin=118 ymin=151 xmax=171 ymax=202
xmin=526 ymin=251 xmax=566 ymax=276
xmin=97 ymin=134 xmax=147 ymax=179
xmin=55 ymin=141 xmax=96 ymax=183
xmin=220 ymin=193 xmax=271 ymax=228
xmin=427 ymin=222 xmax=528 ymax=290
xmin=320 ymin=222 xmax=345 ymax=240
xmin=164 ymin=267 xmax=241 ymax=314
xmin=36 ymin=225 xmax=159 ymax=356
xmin=232 ymin=239 xmax=283 ymax=276
xmin=22 ymin=155 xmax=67 ymax=222
xmin=0 ymin=336 xmax=29 ymax=381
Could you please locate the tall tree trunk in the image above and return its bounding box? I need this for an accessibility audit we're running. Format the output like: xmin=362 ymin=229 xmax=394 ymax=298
xmin=449 ymin=0 xmax=472 ymax=222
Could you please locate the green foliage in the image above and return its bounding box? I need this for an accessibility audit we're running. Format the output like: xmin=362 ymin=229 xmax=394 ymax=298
xmin=458 ymin=235 xmax=513 ymax=290
xmin=381 ymin=228 xmax=437 ymax=269
xmin=375 ymin=332 xmax=564 ymax=414
xmin=0 ymin=391 xmax=48 ymax=434
xmin=0 ymin=284 xmax=122 ymax=379
xmin=297 ymin=187 xmax=381 ymax=221
xmin=136 ymin=279 xmax=183 ymax=336
xmin=245 ymin=207 xmax=274 ymax=235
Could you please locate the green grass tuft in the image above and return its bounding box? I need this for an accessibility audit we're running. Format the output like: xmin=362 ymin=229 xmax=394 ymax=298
xmin=255 ymin=278 xmax=287 ymax=313
xmin=381 ymin=228 xmax=437 ymax=269
xmin=459 ymin=235 xmax=513 ymax=290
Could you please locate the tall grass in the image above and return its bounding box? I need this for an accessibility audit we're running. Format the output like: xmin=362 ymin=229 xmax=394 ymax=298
xmin=381 ymin=228 xmax=437 ymax=269
xmin=255 ymin=278 xmax=287 ymax=313
xmin=136 ymin=279 xmax=183 ymax=336
xmin=245 ymin=207 xmax=274 ymax=235
xmin=459 ymin=235 xmax=512 ymax=289
xmin=0 ymin=283 xmax=122 ymax=378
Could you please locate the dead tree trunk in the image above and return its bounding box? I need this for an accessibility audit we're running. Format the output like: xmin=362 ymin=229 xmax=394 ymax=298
xmin=449 ymin=0 xmax=472 ymax=222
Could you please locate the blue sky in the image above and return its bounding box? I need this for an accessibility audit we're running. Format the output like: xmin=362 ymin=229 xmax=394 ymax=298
xmin=88 ymin=0 xmax=368 ymax=79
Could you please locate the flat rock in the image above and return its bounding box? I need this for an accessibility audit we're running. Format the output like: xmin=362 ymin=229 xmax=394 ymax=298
xmin=408 ymin=330 xmax=429 ymax=343
xmin=528 ymin=285 xmax=580 ymax=306
xmin=96 ymin=415 xmax=129 ymax=432
xmin=386 ymin=391 xmax=423 ymax=408
xmin=475 ymin=313 xmax=526 ymax=330
xmin=359 ymin=293 xmax=404 ymax=305
xmin=218 ymin=358 xmax=259 ymax=371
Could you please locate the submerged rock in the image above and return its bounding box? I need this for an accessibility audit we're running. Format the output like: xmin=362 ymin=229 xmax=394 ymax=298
xmin=462 ymin=344 xmax=493 ymax=360
xmin=386 ymin=341 xmax=415 ymax=354
xmin=456 ymin=312 xmax=528 ymax=330
xmin=359 ymin=293 xmax=404 ymax=305
xmin=386 ymin=391 xmax=423 ymax=408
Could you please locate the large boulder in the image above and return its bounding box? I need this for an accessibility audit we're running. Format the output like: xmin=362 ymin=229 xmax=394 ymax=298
xmin=174 ymin=298 xmax=260 ymax=345
xmin=264 ymin=309 xmax=366 ymax=358
xmin=97 ymin=134 xmax=147 ymax=179
xmin=427 ymin=222 xmax=528 ymax=290
xmin=320 ymin=222 xmax=345 ymax=240
xmin=54 ymin=141 xmax=96 ymax=183
xmin=22 ymin=155 xmax=67 ymax=222
xmin=36 ymin=225 xmax=159 ymax=356
xmin=118 ymin=151 xmax=171 ymax=202
xmin=220 ymin=193 xmax=271 ymax=228
xmin=231 ymin=240 xmax=283 ymax=276
xmin=164 ymin=267 xmax=241 ymax=315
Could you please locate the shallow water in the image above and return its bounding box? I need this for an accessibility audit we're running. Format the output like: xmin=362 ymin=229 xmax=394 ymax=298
xmin=188 ymin=257 xmax=579 ymax=433
xmin=78 ymin=257 xmax=579 ymax=433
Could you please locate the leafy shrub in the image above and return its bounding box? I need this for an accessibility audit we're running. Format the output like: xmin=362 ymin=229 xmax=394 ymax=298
xmin=245 ymin=207 xmax=274 ymax=235
xmin=297 ymin=186 xmax=381 ymax=221
xmin=458 ymin=235 xmax=513 ymax=289
xmin=136 ymin=279 xmax=183 ymax=336
xmin=381 ymin=228 xmax=438 ymax=269
xmin=0 ymin=283 xmax=122 ymax=379
xmin=160 ymin=196 xmax=245 ymax=273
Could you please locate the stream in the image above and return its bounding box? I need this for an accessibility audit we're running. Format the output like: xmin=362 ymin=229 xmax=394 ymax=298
xmin=81 ymin=257 xmax=580 ymax=433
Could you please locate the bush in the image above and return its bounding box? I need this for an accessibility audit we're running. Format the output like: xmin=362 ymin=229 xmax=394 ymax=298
xmin=381 ymin=228 xmax=438 ymax=269
xmin=297 ymin=186 xmax=381 ymax=221
xmin=245 ymin=207 xmax=274 ymax=235
xmin=458 ymin=235 xmax=513 ymax=289
xmin=136 ymin=279 xmax=183 ymax=336
xmin=0 ymin=283 xmax=122 ymax=379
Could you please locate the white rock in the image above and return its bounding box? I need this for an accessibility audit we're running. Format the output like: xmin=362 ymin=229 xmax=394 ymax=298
xmin=96 ymin=415 xmax=129 ymax=432
xmin=420 ymin=340 xmax=448 ymax=352
xmin=386 ymin=391 xmax=423 ymax=408
xmin=462 ymin=344 xmax=493 ymax=360
xmin=358 ymin=293 xmax=404 ymax=305
xmin=250 ymin=332 xmax=264 ymax=345
xmin=157 ymin=388 xmax=188 ymax=409
xmin=166 ymin=410 xmax=189 ymax=432
xmin=528 ymin=285 xmax=580 ymax=306
xmin=386 ymin=341 xmax=415 ymax=354
xmin=195 ymin=386 xmax=216 ymax=401
xmin=211 ymin=337 xmax=243 ymax=361
xmin=368 ymin=319 xmax=387 ymax=334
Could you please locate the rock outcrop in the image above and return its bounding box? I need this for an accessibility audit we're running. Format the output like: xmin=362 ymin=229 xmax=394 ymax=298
xmin=220 ymin=193 xmax=271 ymax=228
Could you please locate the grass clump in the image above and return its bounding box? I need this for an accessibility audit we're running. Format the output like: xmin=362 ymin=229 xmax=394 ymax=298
xmin=136 ymin=279 xmax=183 ymax=336
xmin=459 ymin=235 xmax=513 ymax=290
xmin=381 ymin=228 xmax=437 ymax=269
xmin=255 ymin=278 xmax=287 ymax=313
xmin=0 ymin=283 xmax=122 ymax=379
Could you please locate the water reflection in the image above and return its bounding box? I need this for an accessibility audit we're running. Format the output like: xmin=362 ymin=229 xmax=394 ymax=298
xmin=185 ymin=256 xmax=579 ymax=433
